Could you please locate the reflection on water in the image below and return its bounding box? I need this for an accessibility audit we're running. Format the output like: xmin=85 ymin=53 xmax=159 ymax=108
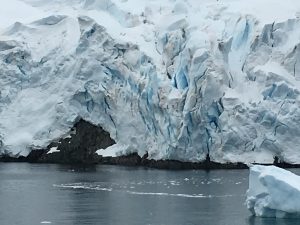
xmin=0 ymin=163 xmax=299 ymax=225
xmin=248 ymin=216 xmax=300 ymax=225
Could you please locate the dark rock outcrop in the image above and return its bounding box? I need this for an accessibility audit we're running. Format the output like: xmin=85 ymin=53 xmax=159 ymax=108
xmin=0 ymin=119 xmax=115 ymax=164
xmin=98 ymin=153 xmax=249 ymax=170
xmin=38 ymin=119 xmax=116 ymax=164
xmin=27 ymin=149 xmax=47 ymax=163
xmin=0 ymin=155 xmax=27 ymax=162
xmin=1 ymin=119 xmax=300 ymax=169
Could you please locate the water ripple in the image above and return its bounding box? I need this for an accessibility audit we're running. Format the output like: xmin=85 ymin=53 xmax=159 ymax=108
xmin=53 ymin=183 xmax=237 ymax=198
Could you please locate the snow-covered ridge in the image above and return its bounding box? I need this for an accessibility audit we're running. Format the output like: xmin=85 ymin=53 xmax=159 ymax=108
xmin=1 ymin=0 xmax=300 ymax=163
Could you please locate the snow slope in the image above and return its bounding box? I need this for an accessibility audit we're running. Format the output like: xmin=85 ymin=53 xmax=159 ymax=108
xmin=247 ymin=165 xmax=300 ymax=218
xmin=1 ymin=0 xmax=300 ymax=163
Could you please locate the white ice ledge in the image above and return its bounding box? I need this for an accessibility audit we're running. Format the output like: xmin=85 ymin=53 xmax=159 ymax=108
xmin=47 ymin=147 xmax=60 ymax=154
xmin=96 ymin=144 xmax=130 ymax=158
xmin=246 ymin=165 xmax=300 ymax=218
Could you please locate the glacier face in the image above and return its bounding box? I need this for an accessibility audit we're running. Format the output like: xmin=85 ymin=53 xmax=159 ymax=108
xmin=1 ymin=0 xmax=300 ymax=163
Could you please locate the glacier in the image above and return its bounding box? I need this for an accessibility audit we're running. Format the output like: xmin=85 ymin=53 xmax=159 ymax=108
xmin=1 ymin=0 xmax=300 ymax=163
xmin=246 ymin=165 xmax=300 ymax=218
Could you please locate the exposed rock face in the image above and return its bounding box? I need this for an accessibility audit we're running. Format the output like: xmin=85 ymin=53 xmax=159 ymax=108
xmin=99 ymin=153 xmax=249 ymax=170
xmin=38 ymin=119 xmax=115 ymax=164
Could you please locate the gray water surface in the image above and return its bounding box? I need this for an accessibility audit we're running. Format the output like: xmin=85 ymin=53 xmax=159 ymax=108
xmin=0 ymin=163 xmax=299 ymax=225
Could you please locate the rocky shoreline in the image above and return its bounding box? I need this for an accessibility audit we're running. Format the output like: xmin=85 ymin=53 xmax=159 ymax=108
xmin=2 ymin=152 xmax=300 ymax=170
xmin=1 ymin=119 xmax=299 ymax=170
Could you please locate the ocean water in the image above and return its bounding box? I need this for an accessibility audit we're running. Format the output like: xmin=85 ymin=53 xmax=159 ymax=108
xmin=0 ymin=163 xmax=299 ymax=225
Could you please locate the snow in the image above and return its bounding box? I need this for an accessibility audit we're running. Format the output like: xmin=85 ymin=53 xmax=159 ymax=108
xmin=0 ymin=0 xmax=46 ymax=31
xmin=96 ymin=144 xmax=130 ymax=157
xmin=1 ymin=0 xmax=300 ymax=163
xmin=47 ymin=147 xmax=60 ymax=154
xmin=246 ymin=165 xmax=300 ymax=218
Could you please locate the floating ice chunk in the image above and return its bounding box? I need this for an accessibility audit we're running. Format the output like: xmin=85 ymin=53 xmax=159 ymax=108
xmin=246 ymin=165 xmax=300 ymax=218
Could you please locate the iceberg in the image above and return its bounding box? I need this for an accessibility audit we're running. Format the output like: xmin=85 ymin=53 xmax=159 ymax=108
xmin=246 ymin=165 xmax=300 ymax=218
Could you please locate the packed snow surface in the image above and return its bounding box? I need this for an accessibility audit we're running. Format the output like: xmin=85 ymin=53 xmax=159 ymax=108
xmin=47 ymin=147 xmax=60 ymax=154
xmin=1 ymin=0 xmax=300 ymax=163
xmin=246 ymin=165 xmax=300 ymax=218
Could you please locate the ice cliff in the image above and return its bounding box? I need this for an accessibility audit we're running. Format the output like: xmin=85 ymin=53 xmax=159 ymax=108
xmin=1 ymin=0 xmax=300 ymax=163
xmin=247 ymin=165 xmax=300 ymax=218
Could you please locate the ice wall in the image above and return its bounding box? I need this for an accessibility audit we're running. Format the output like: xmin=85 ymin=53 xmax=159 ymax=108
xmin=1 ymin=0 xmax=300 ymax=163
